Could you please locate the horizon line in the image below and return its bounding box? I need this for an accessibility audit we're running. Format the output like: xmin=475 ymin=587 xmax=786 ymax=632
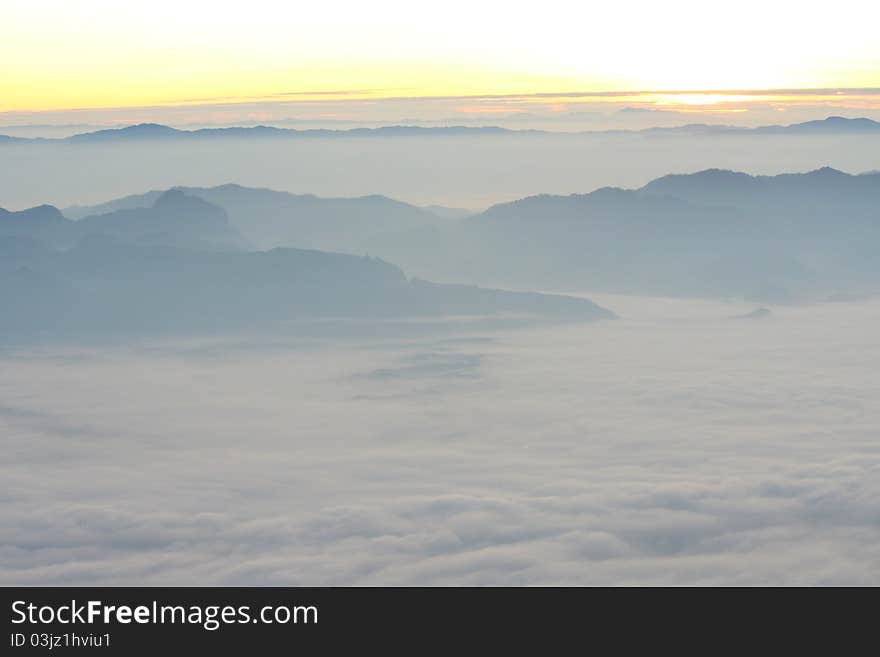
xmin=4 ymin=87 xmax=880 ymax=118
xmin=3 ymin=114 xmax=878 ymax=142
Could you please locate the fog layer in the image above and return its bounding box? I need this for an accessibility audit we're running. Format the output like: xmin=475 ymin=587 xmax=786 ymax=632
xmin=3 ymin=295 xmax=879 ymax=585
xmin=3 ymin=133 xmax=879 ymax=210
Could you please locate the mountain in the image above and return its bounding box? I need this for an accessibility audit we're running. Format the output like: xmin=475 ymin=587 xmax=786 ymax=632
xmin=173 ymin=185 xmax=442 ymax=253
xmin=452 ymin=186 xmax=784 ymax=298
xmin=76 ymin=189 xmax=248 ymax=250
xmin=1 ymin=205 xmax=73 ymax=247
xmin=67 ymin=123 xmax=184 ymax=142
xmin=752 ymin=116 xmax=880 ymax=135
xmin=13 ymin=166 xmax=880 ymax=316
xmin=52 ymin=123 xmax=519 ymax=143
xmin=642 ymin=166 xmax=879 ymax=199
xmin=639 ymin=116 xmax=880 ymax=137
xmin=0 ymin=236 xmax=613 ymax=339
xmin=4 ymin=189 xmax=614 ymax=340
xmin=64 ymin=190 xmax=167 ymax=219
xmin=4 ymin=191 xmax=247 ymax=250
xmin=59 ymin=167 xmax=880 ymax=301
xmin=3 ymin=117 xmax=879 ymax=144
xmin=66 ymin=185 xmax=451 ymax=269
xmin=1 ymin=204 xmax=67 ymax=233
xmin=448 ymin=168 xmax=880 ymax=300
xmin=0 ymin=264 xmax=85 ymax=336
xmin=640 ymin=168 xmax=880 ymax=239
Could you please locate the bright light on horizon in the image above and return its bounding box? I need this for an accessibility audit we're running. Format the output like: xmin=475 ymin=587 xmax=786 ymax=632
xmin=3 ymin=0 xmax=879 ymax=115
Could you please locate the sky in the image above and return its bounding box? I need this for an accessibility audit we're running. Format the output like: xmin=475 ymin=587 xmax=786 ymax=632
xmin=3 ymin=0 xmax=880 ymax=128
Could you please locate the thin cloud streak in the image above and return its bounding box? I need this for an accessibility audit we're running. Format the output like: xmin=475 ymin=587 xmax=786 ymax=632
xmin=4 ymin=88 xmax=880 ymax=119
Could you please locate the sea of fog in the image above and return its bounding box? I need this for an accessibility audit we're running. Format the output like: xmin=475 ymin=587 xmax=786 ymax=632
xmin=3 ymin=133 xmax=880 ymax=210
xmin=2 ymin=294 xmax=879 ymax=585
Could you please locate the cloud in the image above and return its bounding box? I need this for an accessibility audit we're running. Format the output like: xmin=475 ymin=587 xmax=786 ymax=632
xmin=2 ymin=296 xmax=880 ymax=584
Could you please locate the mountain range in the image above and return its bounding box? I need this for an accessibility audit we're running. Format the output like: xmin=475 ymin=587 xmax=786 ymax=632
xmin=57 ymin=167 xmax=880 ymax=302
xmin=0 ymin=191 xmax=613 ymax=340
xmin=451 ymin=167 xmax=880 ymax=299
xmin=64 ymin=185 xmax=452 ymax=255
xmin=2 ymin=116 xmax=878 ymax=144
xmin=5 ymin=163 xmax=879 ymax=340
xmin=3 ymin=190 xmax=246 ymax=251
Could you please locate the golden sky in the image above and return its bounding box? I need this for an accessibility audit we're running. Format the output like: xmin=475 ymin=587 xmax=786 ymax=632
xmin=3 ymin=0 xmax=879 ymax=115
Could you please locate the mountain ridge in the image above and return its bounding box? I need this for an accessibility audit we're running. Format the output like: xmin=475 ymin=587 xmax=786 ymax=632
xmin=8 ymin=165 xmax=880 ymax=309
xmin=2 ymin=116 xmax=879 ymax=144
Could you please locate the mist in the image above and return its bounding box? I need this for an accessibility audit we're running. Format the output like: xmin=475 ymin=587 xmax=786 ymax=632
xmin=3 ymin=294 xmax=879 ymax=585
xmin=3 ymin=132 xmax=879 ymax=210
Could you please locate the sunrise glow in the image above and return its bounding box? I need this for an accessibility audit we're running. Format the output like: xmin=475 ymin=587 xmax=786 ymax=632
xmin=3 ymin=0 xmax=879 ymax=118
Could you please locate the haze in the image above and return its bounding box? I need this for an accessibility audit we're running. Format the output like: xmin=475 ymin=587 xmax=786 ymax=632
xmin=3 ymin=132 xmax=879 ymax=210
xmin=2 ymin=1 xmax=879 ymax=587
xmin=3 ymin=295 xmax=879 ymax=585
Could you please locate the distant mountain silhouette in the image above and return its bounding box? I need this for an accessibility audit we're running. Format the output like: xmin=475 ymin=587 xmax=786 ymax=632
xmin=640 ymin=116 xmax=880 ymax=137
xmin=446 ymin=168 xmax=880 ymax=300
xmin=2 ymin=193 xmax=614 ymax=339
xmin=3 ymin=191 xmax=246 ymax=250
xmin=0 ymin=234 xmax=613 ymax=339
xmin=1 ymin=204 xmax=67 ymax=231
xmin=1 ymin=205 xmax=70 ymax=245
xmin=9 ymin=165 xmax=880 ymax=324
xmin=640 ymin=168 xmax=880 ymax=247
xmin=751 ymin=116 xmax=880 ymax=135
xmin=65 ymin=185 xmax=451 ymax=264
xmin=641 ymin=166 xmax=876 ymax=201
xmin=0 ymin=264 xmax=85 ymax=336
xmin=76 ymin=189 xmax=247 ymax=250
xmin=67 ymin=123 xmax=182 ymax=142
xmin=2 ymin=116 xmax=878 ymax=144
xmin=58 ymin=167 xmax=880 ymax=302
xmin=451 ymin=186 xmax=789 ymax=299
xmin=52 ymin=123 xmax=519 ymax=143
xmin=64 ymin=190 xmax=171 ymax=218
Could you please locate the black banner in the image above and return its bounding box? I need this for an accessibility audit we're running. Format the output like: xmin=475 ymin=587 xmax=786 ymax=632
xmin=1 ymin=587 xmax=874 ymax=653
